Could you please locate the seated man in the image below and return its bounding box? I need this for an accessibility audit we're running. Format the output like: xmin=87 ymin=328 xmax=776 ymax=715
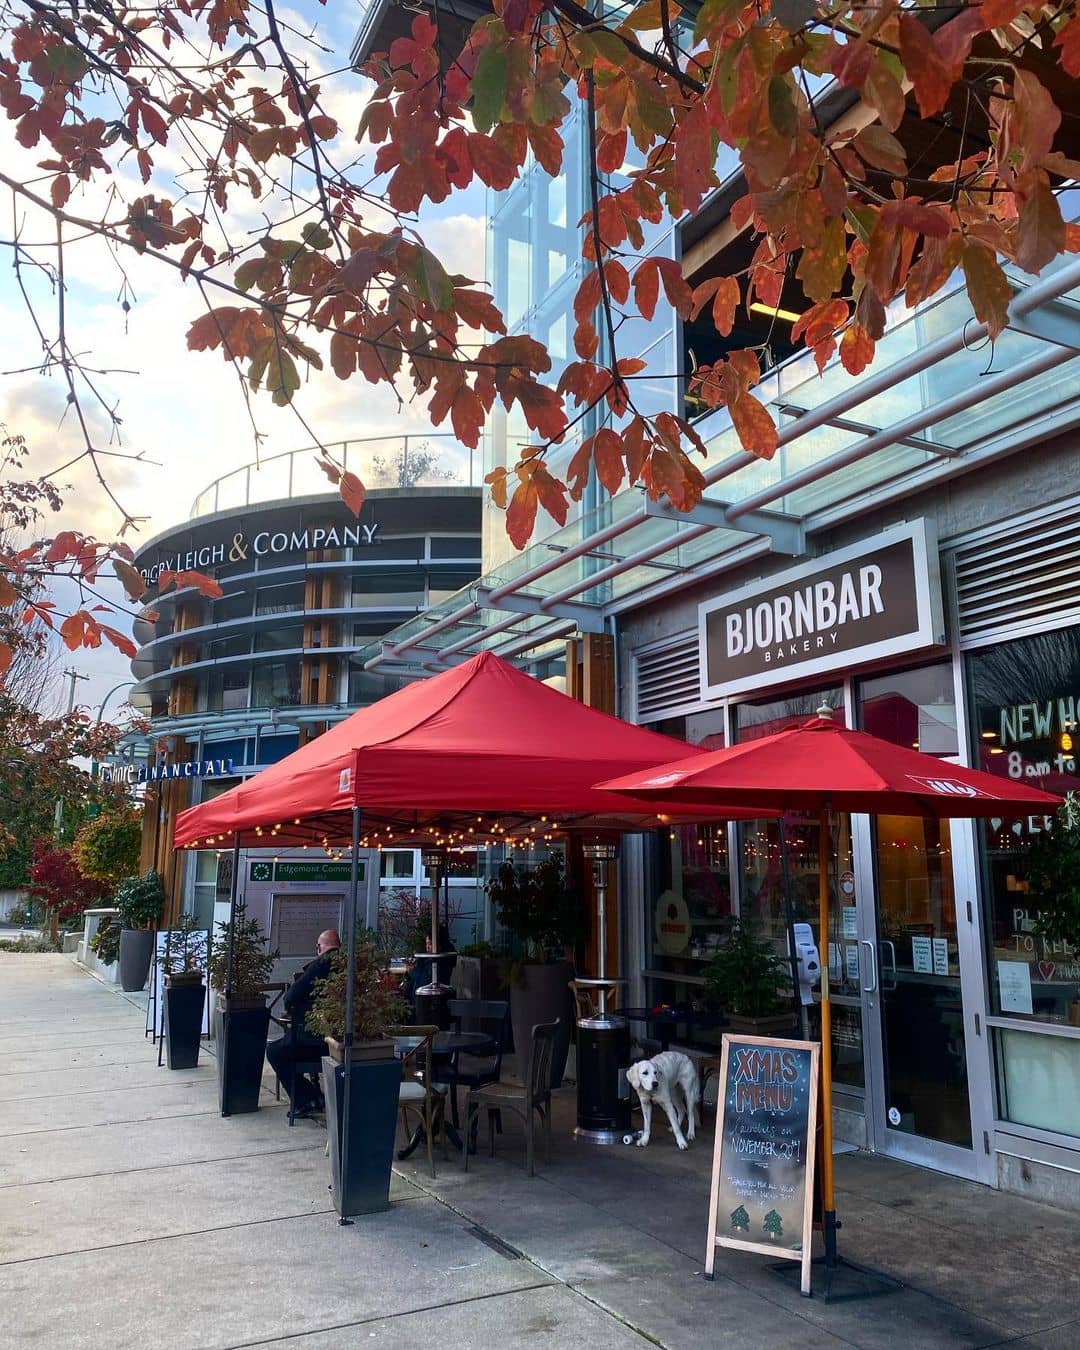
xmin=266 ymin=928 xmax=340 ymax=1118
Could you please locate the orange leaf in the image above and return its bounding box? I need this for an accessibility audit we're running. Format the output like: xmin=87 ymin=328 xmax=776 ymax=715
xmin=339 ymin=472 xmax=366 ymax=517
xmin=1016 ymin=176 xmax=1066 ymax=275
xmin=0 ymin=575 xmax=17 ymax=607
xmin=506 ymin=478 xmax=539 ymax=550
xmin=633 ymin=258 xmax=660 ymax=322
xmin=485 ymin=466 xmax=509 ymax=510
xmin=1012 ymin=71 xmax=1061 ymax=178
xmin=898 ymin=15 xmax=953 ymax=120
xmin=1054 ymin=15 xmax=1080 ymax=79
xmin=157 ymin=569 xmax=225 ymax=599
xmin=0 ymin=643 xmax=10 ymax=678
xmin=655 ymin=258 xmax=693 ymax=321
xmin=691 ymin=275 xmax=740 ymax=336
xmin=729 ymin=393 xmax=778 ymax=460
xmin=839 ymin=324 xmax=875 ymax=376
xmin=961 ymin=241 xmax=1011 ymax=340
xmin=102 ymin=626 xmax=138 ymax=659
xmin=114 ymin=559 xmax=146 ymax=601
xmin=592 ymin=427 xmax=625 ymax=496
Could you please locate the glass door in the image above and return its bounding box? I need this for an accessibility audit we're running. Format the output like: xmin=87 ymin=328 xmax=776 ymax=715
xmin=856 ymin=664 xmax=979 ymax=1176
xmin=864 ymin=815 xmax=976 ymax=1169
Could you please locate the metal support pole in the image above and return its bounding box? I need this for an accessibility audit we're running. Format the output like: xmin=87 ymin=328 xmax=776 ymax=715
xmin=778 ymin=820 xmax=806 ymax=1038
xmin=220 ymin=834 xmax=241 ymax=1117
xmin=594 ymin=856 xmax=608 ymax=1017
xmin=818 ymin=805 xmax=838 ymax=1268
xmin=338 ymin=805 xmax=362 ymax=1224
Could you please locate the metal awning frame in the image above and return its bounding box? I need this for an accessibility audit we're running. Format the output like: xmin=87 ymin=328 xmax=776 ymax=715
xmin=364 ymin=258 xmax=1080 ymax=673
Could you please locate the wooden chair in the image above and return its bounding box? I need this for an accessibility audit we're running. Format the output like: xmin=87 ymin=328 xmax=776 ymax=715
xmin=434 ymin=999 xmax=509 ymax=1127
xmin=463 ymin=1019 xmax=559 ymax=1177
xmin=389 ymin=1025 xmax=446 ymax=1179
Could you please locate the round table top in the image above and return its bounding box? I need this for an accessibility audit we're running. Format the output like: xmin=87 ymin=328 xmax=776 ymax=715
xmin=393 ymin=1030 xmax=496 ymax=1057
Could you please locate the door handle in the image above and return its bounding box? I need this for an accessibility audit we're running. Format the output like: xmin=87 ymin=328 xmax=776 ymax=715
xmin=860 ymin=940 xmax=877 ymax=993
xmin=880 ymin=939 xmax=898 ymax=991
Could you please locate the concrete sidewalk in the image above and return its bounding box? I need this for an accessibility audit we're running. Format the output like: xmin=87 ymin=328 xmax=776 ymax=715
xmin=1 ymin=955 xmax=1077 ymax=1349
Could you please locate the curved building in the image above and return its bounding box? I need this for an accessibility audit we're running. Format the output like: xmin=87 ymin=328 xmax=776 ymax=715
xmin=129 ymin=437 xmax=482 ymax=924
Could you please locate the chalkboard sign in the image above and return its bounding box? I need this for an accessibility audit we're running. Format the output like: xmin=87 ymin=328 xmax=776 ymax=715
xmin=704 ymin=1034 xmax=820 ymax=1295
xmin=269 ymin=893 xmax=344 ymax=957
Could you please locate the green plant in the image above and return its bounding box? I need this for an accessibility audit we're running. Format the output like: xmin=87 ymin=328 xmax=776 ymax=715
xmin=162 ymin=913 xmax=208 ymax=977
xmin=1028 ymin=793 xmax=1080 ymax=951
xmin=457 ymin=940 xmax=496 ymax=960
xmin=377 ymin=886 xmax=464 ymax=956
xmin=704 ymin=920 xmax=792 ymax=1020
xmin=72 ymin=810 xmax=142 ymax=889
xmin=484 ymin=854 xmax=585 ymax=962
xmin=0 ymin=933 xmax=61 ymax=952
xmin=90 ymin=916 xmax=121 ymax=965
xmin=208 ymin=902 xmax=277 ymax=999
xmin=114 ymin=870 xmax=166 ymax=930
xmin=307 ymin=936 xmax=407 ymax=1043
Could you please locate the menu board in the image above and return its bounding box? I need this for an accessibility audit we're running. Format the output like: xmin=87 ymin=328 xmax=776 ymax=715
xmin=704 ymin=1034 xmax=820 ymax=1296
xmin=269 ymin=893 xmax=344 ymax=957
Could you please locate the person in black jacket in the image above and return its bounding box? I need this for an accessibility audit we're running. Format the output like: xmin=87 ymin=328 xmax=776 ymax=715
xmin=266 ymin=929 xmax=340 ymax=1117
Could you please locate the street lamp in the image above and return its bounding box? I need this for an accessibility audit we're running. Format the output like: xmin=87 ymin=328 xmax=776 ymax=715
xmin=90 ymin=680 xmax=138 ymax=781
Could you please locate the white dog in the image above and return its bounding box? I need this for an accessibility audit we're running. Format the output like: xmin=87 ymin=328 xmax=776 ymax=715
xmin=626 ymin=1051 xmax=700 ymax=1150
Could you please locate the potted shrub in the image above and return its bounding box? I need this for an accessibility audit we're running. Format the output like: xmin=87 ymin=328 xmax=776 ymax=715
xmin=704 ymin=919 xmax=796 ymax=1035
xmin=308 ymin=936 xmax=408 ymax=1216
xmin=113 ymin=870 xmax=166 ymax=992
xmin=208 ymin=903 xmax=278 ymax=1115
xmin=162 ymin=915 xmax=207 ymax=1071
xmin=1027 ymin=793 xmax=1080 ymax=949
xmin=485 ymin=854 xmax=584 ymax=1087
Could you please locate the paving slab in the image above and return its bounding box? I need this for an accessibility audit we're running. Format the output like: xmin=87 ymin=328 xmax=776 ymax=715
xmin=0 ymin=1074 xmax=222 ymax=1136
xmin=0 ymin=1150 xmax=422 ymax=1264
xmin=0 ymin=1042 xmax=170 ymax=1076
xmin=240 ymin=1283 xmax=655 ymax=1348
xmin=0 ymin=1057 xmax=210 ymax=1100
xmin=0 ymin=1099 xmax=323 ymax=1187
xmin=0 ymin=1201 xmax=556 ymax=1350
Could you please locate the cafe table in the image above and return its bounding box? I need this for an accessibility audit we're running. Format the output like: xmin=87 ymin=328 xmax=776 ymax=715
xmin=393 ymin=1030 xmax=497 ymax=1156
xmin=619 ymin=1005 xmax=724 ymax=1053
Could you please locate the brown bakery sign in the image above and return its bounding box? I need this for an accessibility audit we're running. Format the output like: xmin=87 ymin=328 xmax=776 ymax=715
xmin=699 ymin=521 xmax=944 ymax=698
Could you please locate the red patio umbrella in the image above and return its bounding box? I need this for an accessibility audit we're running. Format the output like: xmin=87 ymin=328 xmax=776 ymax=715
xmin=597 ymin=707 xmax=1062 ymax=1276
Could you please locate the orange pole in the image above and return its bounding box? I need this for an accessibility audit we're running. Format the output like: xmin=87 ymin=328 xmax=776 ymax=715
xmin=818 ymin=805 xmax=837 ymax=1265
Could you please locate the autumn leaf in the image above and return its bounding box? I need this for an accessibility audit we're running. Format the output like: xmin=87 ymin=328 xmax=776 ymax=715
xmin=633 ymin=258 xmax=660 ymax=322
xmin=730 ymin=393 xmax=778 ymax=460
xmin=505 ymin=477 xmax=539 ymax=550
xmin=339 ymin=471 xmax=366 ymax=517
xmin=157 ymin=569 xmax=225 ymax=599
xmin=898 ymin=15 xmax=953 ymax=120
xmin=839 ymin=323 xmax=875 ymax=376
xmin=690 ymin=276 xmax=739 ymax=336
xmin=114 ymin=560 xmax=147 ymax=601
xmin=0 ymin=575 xmax=17 ymax=606
xmin=592 ymin=427 xmax=625 ymax=496
xmin=961 ymin=240 xmax=1012 ymax=340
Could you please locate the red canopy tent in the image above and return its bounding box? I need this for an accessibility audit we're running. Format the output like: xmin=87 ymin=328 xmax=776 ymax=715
xmin=598 ymin=708 xmax=1061 ymax=1289
xmin=176 ymin=651 xmax=765 ymax=1216
xmin=174 ymin=650 xmax=762 ymax=850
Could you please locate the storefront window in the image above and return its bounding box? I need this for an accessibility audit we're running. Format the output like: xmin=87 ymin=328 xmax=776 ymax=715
xmin=969 ymin=627 xmax=1080 ymax=1028
xmin=995 ymin=1027 xmax=1080 ymax=1140
xmin=860 ymin=663 xmax=957 ymax=755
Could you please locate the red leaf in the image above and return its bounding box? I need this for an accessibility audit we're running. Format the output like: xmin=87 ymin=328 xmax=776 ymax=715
xmin=961 ymin=241 xmax=1011 ymax=340
xmin=839 ymin=323 xmax=875 ymax=376
xmin=655 ymin=258 xmax=693 ymax=320
xmin=729 ymin=393 xmax=778 ymax=460
xmin=45 ymin=530 xmax=80 ymax=564
xmin=102 ymin=626 xmax=138 ymax=659
xmin=690 ymin=275 xmax=740 ymax=336
xmin=898 ymin=15 xmax=953 ymax=119
xmin=157 ymin=569 xmax=225 ymax=598
xmin=506 ymin=479 xmax=538 ymax=550
xmin=604 ymin=259 xmax=630 ymax=306
xmin=1012 ymin=71 xmax=1061 ymax=178
xmin=1054 ymin=15 xmax=1080 ymax=79
xmin=633 ymin=258 xmax=660 ymax=322
xmin=1016 ymin=176 xmax=1065 ymax=275
xmin=339 ymin=471 xmax=366 ymax=517
xmin=0 ymin=643 xmax=10 ymax=677
xmin=592 ymin=427 xmax=625 ymax=496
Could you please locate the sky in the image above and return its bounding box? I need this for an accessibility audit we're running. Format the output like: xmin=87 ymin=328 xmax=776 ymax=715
xmin=0 ymin=2 xmax=488 ymax=718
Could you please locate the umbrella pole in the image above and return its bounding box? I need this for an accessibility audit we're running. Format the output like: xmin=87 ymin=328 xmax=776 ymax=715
xmin=778 ymin=821 xmax=804 ymax=1038
xmin=220 ymin=833 xmax=241 ymax=1118
xmin=818 ymin=805 xmax=837 ymax=1268
xmin=338 ymin=806 xmax=362 ymax=1225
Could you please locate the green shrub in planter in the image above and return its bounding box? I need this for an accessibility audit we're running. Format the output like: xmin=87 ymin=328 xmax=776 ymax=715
xmin=703 ymin=920 xmax=793 ymax=1027
xmin=1027 ymin=792 xmax=1080 ymax=950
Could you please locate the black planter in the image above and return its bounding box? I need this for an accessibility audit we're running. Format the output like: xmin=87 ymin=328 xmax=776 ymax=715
xmin=163 ymin=980 xmax=205 ymax=1070
xmin=510 ymin=960 xmax=574 ymax=1088
xmin=118 ymin=929 xmax=154 ymax=993
xmin=215 ymin=1001 xmax=270 ymax=1115
xmin=322 ymin=1055 xmax=402 ymax=1218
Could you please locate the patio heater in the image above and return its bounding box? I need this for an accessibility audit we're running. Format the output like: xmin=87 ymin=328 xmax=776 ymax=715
xmin=574 ymin=839 xmax=631 ymax=1144
xmin=415 ymin=846 xmax=453 ymax=1030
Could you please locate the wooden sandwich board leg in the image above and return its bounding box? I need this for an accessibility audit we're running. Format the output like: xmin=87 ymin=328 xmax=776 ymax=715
xmin=702 ymin=1038 xmax=732 ymax=1279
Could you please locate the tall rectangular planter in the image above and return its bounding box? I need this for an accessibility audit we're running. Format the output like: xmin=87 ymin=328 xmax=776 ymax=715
xmin=215 ymin=1003 xmax=270 ymax=1115
xmin=164 ymin=982 xmax=205 ymax=1070
xmin=322 ymin=1056 xmax=401 ymax=1218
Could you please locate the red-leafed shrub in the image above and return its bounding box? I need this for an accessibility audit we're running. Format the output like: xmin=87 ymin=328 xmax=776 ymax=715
xmin=26 ymin=841 xmax=109 ymax=926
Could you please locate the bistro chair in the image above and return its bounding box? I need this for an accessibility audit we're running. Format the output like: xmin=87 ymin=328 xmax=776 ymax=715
xmin=434 ymin=998 xmax=509 ymax=1127
xmin=464 ymin=1019 xmax=559 ymax=1177
xmin=390 ymin=1024 xmax=447 ymax=1179
xmin=266 ymin=983 xmax=325 ymax=1126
